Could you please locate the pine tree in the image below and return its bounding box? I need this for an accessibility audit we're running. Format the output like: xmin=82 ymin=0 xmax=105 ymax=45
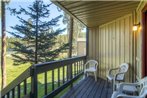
xmin=8 ymin=0 xmax=68 ymax=65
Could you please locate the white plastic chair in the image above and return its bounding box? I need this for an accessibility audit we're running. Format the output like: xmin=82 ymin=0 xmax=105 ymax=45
xmin=117 ymin=77 xmax=147 ymax=95
xmin=111 ymin=86 xmax=147 ymax=98
xmin=111 ymin=76 xmax=147 ymax=98
xmin=84 ymin=60 xmax=98 ymax=81
xmin=107 ymin=63 xmax=129 ymax=91
xmin=117 ymin=86 xmax=147 ymax=98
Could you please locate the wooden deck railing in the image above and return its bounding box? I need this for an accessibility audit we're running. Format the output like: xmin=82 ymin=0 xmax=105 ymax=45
xmin=1 ymin=56 xmax=86 ymax=98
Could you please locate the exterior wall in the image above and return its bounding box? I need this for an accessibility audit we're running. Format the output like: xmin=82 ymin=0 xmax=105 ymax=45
xmin=88 ymin=14 xmax=136 ymax=82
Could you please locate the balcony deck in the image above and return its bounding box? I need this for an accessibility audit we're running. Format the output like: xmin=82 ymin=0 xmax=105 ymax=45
xmin=62 ymin=76 xmax=113 ymax=98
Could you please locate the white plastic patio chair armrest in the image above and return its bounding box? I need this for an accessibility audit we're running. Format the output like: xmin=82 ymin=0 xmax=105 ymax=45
xmin=108 ymin=67 xmax=120 ymax=75
xmin=118 ymin=82 xmax=139 ymax=92
xmin=117 ymin=94 xmax=141 ymax=98
xmin=84 ymin=61 xmax=89 ymax=69
xmin=84 ymin=61 xmax=89 ymax=66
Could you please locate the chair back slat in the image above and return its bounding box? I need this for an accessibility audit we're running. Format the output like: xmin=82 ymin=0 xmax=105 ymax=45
xmin=116 ymin=63 xmax=129 ymax=80
xmin=119 ymin=63 xmax=129 ymax=73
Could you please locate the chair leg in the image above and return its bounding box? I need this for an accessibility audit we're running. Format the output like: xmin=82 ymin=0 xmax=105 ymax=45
xmin=83 ymin=71 xmax=86 ymax=80
xmin=112 ymin=80 xmax=114 ymax=91
xmin=87 ymin=72 xmax=89 ymax=77
xmin=94 ymin=72 xmax=97 ymax=82
xmin=107 ymin=78 xmax=109 ymax=88
xmin=113 ymin=80 xmax=116 ymax=91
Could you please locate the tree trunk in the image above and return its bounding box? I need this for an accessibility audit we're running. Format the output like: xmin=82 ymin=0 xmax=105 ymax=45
xmin=1 ymin=1 xmax=7 ymax=89
xmin=35 ymin=0 xmax=39 ymax=64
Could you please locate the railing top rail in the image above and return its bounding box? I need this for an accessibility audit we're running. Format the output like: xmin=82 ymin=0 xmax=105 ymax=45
xmin=33 ymin=56 xmax=86 ymax=74
xmin=34 ymin=56 xmax=86 ymax=67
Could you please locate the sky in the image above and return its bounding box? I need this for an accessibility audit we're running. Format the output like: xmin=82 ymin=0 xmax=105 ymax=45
xmin=0 ymin=0 xmax=67 ymax=37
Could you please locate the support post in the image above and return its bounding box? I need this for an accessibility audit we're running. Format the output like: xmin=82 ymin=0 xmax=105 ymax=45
xmin=86 ymin=27 xmax=89 ymax=59
xmin=68 ymin=17 xmax=73 ymax=58
xmin=67 ymin=17 xmax=73 ymax=87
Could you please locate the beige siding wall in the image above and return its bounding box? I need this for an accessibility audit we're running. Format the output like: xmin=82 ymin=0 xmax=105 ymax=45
xmin=88 ymin=14 xmax=137 ymax=82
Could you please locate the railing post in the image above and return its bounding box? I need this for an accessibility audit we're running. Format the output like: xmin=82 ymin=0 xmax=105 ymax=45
xmin=83 ymin=56 xmax=86 ymax=70
xmin=31 ymin=66 xmax=38 ymax=98
xmin=70 ymin=64 xmax=73 ymax=87
xmin=67 ymin=64 xmax=73 ymax=87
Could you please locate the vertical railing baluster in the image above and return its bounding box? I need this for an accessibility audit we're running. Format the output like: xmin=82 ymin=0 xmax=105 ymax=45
xmin=44 ymin=72 xmax=47 ymax=95
xmin=74 ymin=63 xmax=76 ymax=77
xmin=12 ymin=88 xmax=15 ymax=98
xmin=66 ymin=65 xmax=69 ymax=81
xmin=66 ymin=66 xmax=68 ymax=81
xmin=81 ymin=61 xmax=82 ymax=72
xmin=52 ymin=70 xmax=54 ymax=91
xmin=75 ymin=62 xmax=77 ymax=75
xmin=7 ymin=92 xmax=9 ymax=98
xmin=77 ymin=62 xmax=78 ymax=74
xmin=79 ymin=61 xmax=81 ymax=72
xmin=24 ymin=79 xmax=27 ymax=95
xmin=58 ymin=68 xmax=60 ymax=87
xmin=63 ymin=66 xmax=65 ymax=84
xmin=72 ymin=64 xmax=74 ymax=78
xmin=78 ymin=61 xmax=80 ymax=73
xmin=82 ymin=60 xmax=84 ymax=71
xmin=70 ymin=63 xmax=73 ymax=87
xmin=71 ymin=64 xmax=73 ymax=79
xmin=18 ymin=84 xmax=20 ymax=98
xmin=79 ymin=61 xmax=81 ymax=73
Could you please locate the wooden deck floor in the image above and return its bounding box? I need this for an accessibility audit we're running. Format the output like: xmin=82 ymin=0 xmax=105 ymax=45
xmin=62 ymin=76 xmax=113 ymax=98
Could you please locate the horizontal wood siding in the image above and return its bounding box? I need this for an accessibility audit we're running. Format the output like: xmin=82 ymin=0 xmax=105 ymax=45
xmin=88 ymin=14 xmax=138 ymax=82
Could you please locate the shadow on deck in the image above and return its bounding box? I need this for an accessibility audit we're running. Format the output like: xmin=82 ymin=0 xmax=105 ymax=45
xmin=62 ymin=76 xmax=113 ymax=98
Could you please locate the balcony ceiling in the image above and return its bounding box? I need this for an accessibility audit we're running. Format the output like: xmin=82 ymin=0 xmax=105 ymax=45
xmin=52 ymin=1 xmax=140 ymax=27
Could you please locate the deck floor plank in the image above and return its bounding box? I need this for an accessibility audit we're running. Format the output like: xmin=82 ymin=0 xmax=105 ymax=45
xmin=100 ymin=80 xmax=108 ymax=98
xmin=87 ymin=78 xmax=102 ymax=98
xmin=81 ymin=78 xmax=98 ymax=98
xmin=93 ymin=78 xmax=105 ymax=98
xmin=62 ymin=77 xmax=91 ymax=98
xmin=71 ymin=77 xmax=92 ymax=98
xmin=61 ymin=76 xmax=113 ymax=98
xmin=76 ymin=77 xmax=94 ymax=98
